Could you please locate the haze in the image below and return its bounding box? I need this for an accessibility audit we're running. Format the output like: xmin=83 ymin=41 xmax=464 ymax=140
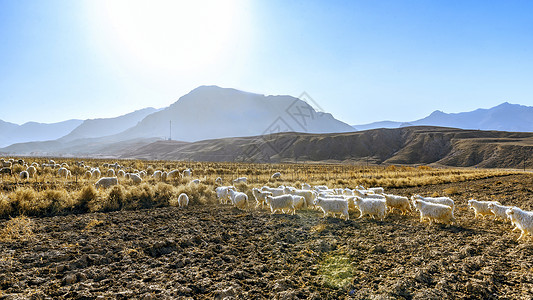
xmin=1 ymin=0 xmax=533 ymax=125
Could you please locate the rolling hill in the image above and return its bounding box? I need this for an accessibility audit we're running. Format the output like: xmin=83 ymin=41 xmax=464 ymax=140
xmin=119 ymin=126 xmax=533 ymax=169
xmin=0 ymin=119 xmax=83 ymax=148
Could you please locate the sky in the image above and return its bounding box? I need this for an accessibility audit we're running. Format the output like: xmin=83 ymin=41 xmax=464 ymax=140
xmin=1 ymin=0 xmax=533 ymax=125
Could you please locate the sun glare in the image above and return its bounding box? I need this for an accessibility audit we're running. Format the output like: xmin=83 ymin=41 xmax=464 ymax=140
xmin=89 ymin=0 xmax=248 ymax=73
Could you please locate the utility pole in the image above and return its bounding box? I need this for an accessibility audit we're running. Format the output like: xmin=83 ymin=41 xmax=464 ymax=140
xmin=169 ymin=120 xmax=172 ymax=141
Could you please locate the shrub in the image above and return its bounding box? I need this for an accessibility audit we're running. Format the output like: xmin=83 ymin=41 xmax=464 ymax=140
xmin=174 ymin=183 xmax=216 ymax=206
xmin=125 ymin=183 xmax=154 ymax=210
xmin=11 ymin=187 xmax=40 ymax=216
xmin=77 ymin=185 xmax=99 ymax=213
xmin=41 ymin=189 xmax=72 ymax=215
xmin=152 ymin=183 xmax=177 ymax=207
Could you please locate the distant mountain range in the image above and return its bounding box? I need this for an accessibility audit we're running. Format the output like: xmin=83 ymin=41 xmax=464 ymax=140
xmin=352 ymin=102 xmax=533 ymax=132
xmin=0 ymin=119 xmax=83 ymax=148
xmin=0 ymin=86 xmax=354 ymax=155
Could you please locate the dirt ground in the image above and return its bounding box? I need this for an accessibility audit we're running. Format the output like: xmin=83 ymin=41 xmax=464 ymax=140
xmin=2 ymin=174 xmax=533 ymax=299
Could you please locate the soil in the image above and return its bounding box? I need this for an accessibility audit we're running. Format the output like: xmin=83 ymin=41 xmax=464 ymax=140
xmin=2 ymin=174 xmax=533 ymax=299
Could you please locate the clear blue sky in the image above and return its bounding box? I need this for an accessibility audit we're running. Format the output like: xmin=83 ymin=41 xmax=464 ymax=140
xmin=1 ymin=0 xmax=533 ymax=125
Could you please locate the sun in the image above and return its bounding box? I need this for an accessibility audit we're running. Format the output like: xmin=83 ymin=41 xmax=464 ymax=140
xmin=88 ymin=0 xmax=249 ymax=73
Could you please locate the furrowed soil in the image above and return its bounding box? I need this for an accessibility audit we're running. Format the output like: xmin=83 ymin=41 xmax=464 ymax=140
xmin=2 ymin=174 xmax=533 ymax=299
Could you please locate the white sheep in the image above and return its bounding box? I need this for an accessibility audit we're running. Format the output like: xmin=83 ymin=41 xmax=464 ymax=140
xmin=368 ymin=187 xmax=384 ymax=194
xmin=301 ymin=183 xmax=311 ymax=190
xmin=139 ymin=170 xmax=147 ymax=178
xmin=261 ymin=186 xmax=285 ymax=197
xmin=228 ymin=189 xmax=248 ymax=210
xmin=286 ymin=188 xmax=317 ymax=209
xmin=161 ymin=171 xmax=168 ymax=181
xmin=413 ymin=199 xmax=455 ymax=225
xmin=411 ymin=195 xmax=455 ymax=213
xmin=91 ymin=168 xmax=101 ymax=179
xmin=84 ymin=170 xmax=92 ymax=179
xmin=177 ymin=193 xmax=189 ymax=207
xmin=252 ymin=188 xmax=272 ymax=209
xmin=233 ymin=177 xmax=247 ymax=184
xmin=313 ymin=185 xmax=329 ymax=191
xmin=106 ymin=169 xmax=116 ymax=177
xmin=292 ymin=195 xmax=306 ymax=210
xmin=271 ymin=172 xmax=281 ymax=179
xmin=215 ymin=177 xmax=223 ymax=185
xmin=26 ymin=166 xmax=36 ymax=178
xmin=19 ymin=171 xmax=29 ymax=180
xmin=190 ymin=179 xmax=200 ymax=184
xmin=167 ymin=169 xmax=181 ymax=179
xmin=383 ymin=194 xmax=411 ymax=215
xmin=353 ymin=197 xmax=386 ymax=220
xmin=314 ymin=197 xmax=349 ymax=220
xmin=216 ymin=186 xmax=235 ymax=204
xmin=117 ymin=170 xmax=126 ymax=177
xmin=467 ymin=199 xmax=500 ymax=219
xmin=130 ymin=173 xmax=142 ymax=184
xmin=152 ymin=170 xmax=162 ymax=179
xmin=488 ymin=202 xmax=513 ymax=222
xmin=506 ymin=207 xmax=533 ymax=241
xmin=58 ymin=167 xmax=70 ymax=179
xmin=182 ymin=168 xmax=192 ymax=178
xmin=94 ymin=177 xmax=119 ymax=189
xmin=265 ymin=195 xmax=295 ymax=215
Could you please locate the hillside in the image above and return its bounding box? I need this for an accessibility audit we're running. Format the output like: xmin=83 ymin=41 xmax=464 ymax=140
xmin=121 ymin=126 xmax=533 ymax=169
xmin=59 ymin=107 xmax=160 ymax=142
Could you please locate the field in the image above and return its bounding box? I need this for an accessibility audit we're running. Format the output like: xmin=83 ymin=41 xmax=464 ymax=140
xmin=1 ymin=158 xmax=533 ymax=299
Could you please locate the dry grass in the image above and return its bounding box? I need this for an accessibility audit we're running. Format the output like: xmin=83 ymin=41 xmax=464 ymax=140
xmin=0 ymin=215 xmax=34 ymax=242
xmin=0 ymin=157 xmax=528 ymax=219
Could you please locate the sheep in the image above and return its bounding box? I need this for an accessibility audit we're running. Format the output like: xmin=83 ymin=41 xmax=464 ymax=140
xmin=413 ymin=199 xmax=455 ymax=225
xmin=383 ymin=194 xmax=411 ymax=215
xmin=215 ymin=177 xmax=223 ymax=185
xmin=488 ymin=202 xmax=513 ymax=222
xmin=271 ymin=172 xmax=281 ymax=179
xmin=506 ymin=207 xmax=533 ymax=241
xmin=26 ymin=166 xmax=37 ymax=178
xmin=161 ymin=171 xmax=168 ymax=181
xmin=252 ymin=188 xmax=272 ymax=209
xmin=1 ymin=160 xmax=12 ymax=168
xmin=153 ymin=170 xmax=162 ymax=179
xmin=292 ymin=195 xmax=306 ymax=210
xmin=343 ymin=188 xmax=354 ymax=196
xmin=216 ymin=186 xmax=235 ymax=204
xmin=94 ymin=177 xmax=119 ymax=189
xmin=265 ymin=195 xmax=295 ymax=215
xmin=228 ymin=189 xmax=248 ymax=210
xmin=411 ymin=195 xmax=455 ymax=213
xmin=233 ymin=177 xmax=247 ymax=184
xmin=58 ymin=167 xmax=70 ymax=179
xmin=84 ymin=170 xmax=92 ymax=179
xmin=190 ymin=179 xmax=200 ymax=184
xmin=19 ymin=171 xmax=29 ymax=180
xmin=467 ymin=199 xmax=500 ymax=219
xmin=313 ymin=185 xmax=329 ymax=191
xmin=117 ymin=170 xmax=126 ymax=177
xmin=177 ymin=193 xmax=189 ymax=207
xmin=353 ymin=197 xmax=386 ymax=220
xmin=261 ymin=186 xmax=285 ymax=197
xmin=167 ymin=169 xmax=181 ymax=179
xmin=139 ymin=170 xmax=147 ymax=178
xmin=286 ymin=188 xmax=316 ymax=208
xmin=314 ymin=197 xmax=349 ymax=220
xmin=130 ymin=173 xmax=142 ymax=184
xmin=301 ymin=183 xmax=311 ymax=190
xmin=367 ymin=187 xmax=384 ymax=194
xmin=106 ymin=169 xmax=116 ymax=177
xmin=91 ymin=168 xmax=101 ymax=179
xmin=182 ymin=168 xmax=192 ymax=178
xmin=361 ymin=193 xmax=386 ymax=200
xmin=0 ymin=167 xmax=11 ymax=176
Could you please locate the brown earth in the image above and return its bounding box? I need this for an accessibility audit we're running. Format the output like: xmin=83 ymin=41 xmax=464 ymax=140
xmin=120 ymin=127 xmax=533 ymax=169
xmin=2 ymin=174 xmax=533 ymax=299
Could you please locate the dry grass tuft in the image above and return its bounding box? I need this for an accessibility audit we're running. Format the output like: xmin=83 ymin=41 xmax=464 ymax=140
xmin=0 ymin=215 xmax=34 ymax=242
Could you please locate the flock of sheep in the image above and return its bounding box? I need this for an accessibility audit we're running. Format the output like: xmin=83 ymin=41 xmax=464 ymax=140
xmin=219 ymin=174 xmax=533 ymax=242
xmin=1 ymin=157 xmax=532 ymax=241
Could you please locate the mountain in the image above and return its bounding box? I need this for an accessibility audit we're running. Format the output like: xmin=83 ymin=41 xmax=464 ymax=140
xmin=59 ymin=107 xmax=160 ymax=142
xmin=119 ymin=126 xmax=533 ymax=169
xmin=113 ymin=85 xmax=355 ymax=142
xmin=352 ymin=121 xmax=407 ymax=131
xmin=353 ymin=102 xmax=533 ymax=132
xmin=0 ymin=119 xmax=83 ymax=148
